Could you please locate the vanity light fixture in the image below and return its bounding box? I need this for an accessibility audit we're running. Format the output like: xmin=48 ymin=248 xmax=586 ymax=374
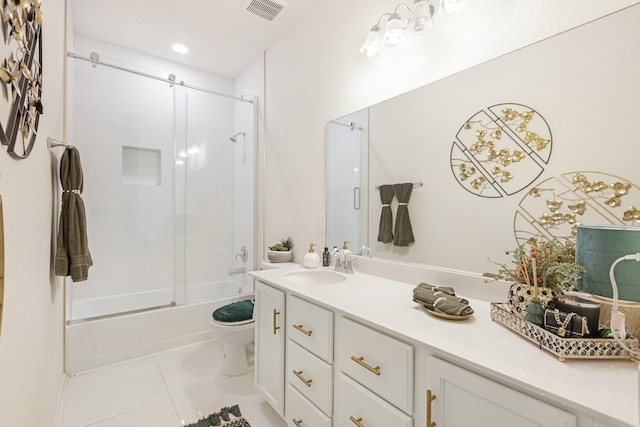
xmin=360 ymin=0 xmax=465 ymax=57
xmin=172 ymin=43 xmax=189 ymax=54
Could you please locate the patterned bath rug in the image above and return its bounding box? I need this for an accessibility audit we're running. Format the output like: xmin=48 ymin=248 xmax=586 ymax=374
xmin=183 ymin=404 xmax=250 ymax=427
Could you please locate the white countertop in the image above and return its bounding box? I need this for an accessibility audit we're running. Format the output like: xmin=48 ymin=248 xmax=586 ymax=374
xmin=250 ymin=265 xmax=640 ymax=427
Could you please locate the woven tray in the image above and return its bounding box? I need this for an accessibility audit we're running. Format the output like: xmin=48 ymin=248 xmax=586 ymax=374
xmin=490 ymin=302 xmax=639 ymax=361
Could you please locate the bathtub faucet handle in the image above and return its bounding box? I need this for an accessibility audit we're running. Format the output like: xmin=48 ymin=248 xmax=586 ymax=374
xmin=235 ymin=246 xmax=248 ymax=263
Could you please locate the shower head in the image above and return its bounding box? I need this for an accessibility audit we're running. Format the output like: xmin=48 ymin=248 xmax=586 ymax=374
xmin=229 ymin=132 xmax=246 ymax=143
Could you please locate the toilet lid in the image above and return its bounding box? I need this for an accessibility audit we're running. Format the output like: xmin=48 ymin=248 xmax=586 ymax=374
xmin=212 ymin=299 xmax=254 ymax=324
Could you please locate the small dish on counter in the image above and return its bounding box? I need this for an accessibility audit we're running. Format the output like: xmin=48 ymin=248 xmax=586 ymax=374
xmin=413 ymin=299 xmax=473 ymax=320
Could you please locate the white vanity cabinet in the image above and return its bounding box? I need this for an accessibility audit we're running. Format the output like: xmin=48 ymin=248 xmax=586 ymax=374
xmin=334 ymin=316 xmax=414 ymax=427
xmin=255 ymin=280 xmax=286 ymax=416
xmin=251 ymin=268 xmax=638 ymax=427
xmin=422 ymin=356 xmax=578 ymax=427
xmin=285 ymin=295 xmax=334 ymax=426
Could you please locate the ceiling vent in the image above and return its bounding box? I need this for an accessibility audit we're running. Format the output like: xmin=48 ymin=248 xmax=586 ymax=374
xmin=241 ymin=0 xmax=288 ymax=22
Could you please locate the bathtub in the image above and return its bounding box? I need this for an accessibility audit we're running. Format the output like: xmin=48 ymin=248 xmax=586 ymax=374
xmin=66 ymin=280 xmax=253 ymax=374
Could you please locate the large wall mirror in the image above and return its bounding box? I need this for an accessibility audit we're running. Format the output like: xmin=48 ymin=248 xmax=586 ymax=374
xmin=326 ymin=4 xmax=640 ymax=274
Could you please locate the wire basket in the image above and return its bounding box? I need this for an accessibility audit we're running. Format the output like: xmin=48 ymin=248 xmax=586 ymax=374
xmin=490 ymin=302 xmax=639 ymax=361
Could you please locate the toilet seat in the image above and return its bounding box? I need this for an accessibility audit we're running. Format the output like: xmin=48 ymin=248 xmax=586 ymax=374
xmin=210 ymin=317 xmax=254 ymax=327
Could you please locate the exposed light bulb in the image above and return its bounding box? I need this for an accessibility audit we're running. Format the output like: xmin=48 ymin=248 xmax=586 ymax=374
xmin=360 ymin=25 xmax=383 ymax=57
xmin=410 ymin=0 xmax=435 ymax=35
xmin=383 ymin=13 xmax=404 ymax=46
xmin=187 ymin=144 xmax=200 ymax=155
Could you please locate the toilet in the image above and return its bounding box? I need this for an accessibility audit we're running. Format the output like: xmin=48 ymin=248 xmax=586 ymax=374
xmin=209 ymin=298 xmax=255 ymax=376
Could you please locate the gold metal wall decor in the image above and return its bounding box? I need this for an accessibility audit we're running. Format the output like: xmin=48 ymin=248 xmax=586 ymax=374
xmin=0 ymin=0 xmax=43 ymax=159
xmin=450 ymin=103 xmax=552 ymax=198
xmin=514 ymin=171 xmax=640 ymax=245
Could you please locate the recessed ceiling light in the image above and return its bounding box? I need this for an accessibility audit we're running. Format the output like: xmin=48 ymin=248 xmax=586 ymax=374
xmin=172 ymin=43 xmax=189 ymax=54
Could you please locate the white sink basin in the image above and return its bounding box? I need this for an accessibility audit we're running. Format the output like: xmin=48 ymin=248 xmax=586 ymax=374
xmin=284 ymin=269 xmax=347 ymax=285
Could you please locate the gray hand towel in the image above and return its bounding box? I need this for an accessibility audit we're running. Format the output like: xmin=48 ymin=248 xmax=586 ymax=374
xmin=55 ymin=147 xmax=93 ymax=282
xmin=377 ymin=184 xmax=394 ymax=243
xmin=393 ymin=183 xmax=415 ymax=246
xmin=413 ymin=287 xmax=474 ymax=316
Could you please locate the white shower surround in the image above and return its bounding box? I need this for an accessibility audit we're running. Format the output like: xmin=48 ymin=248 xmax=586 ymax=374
xmin=67 ymin=37 xmax=254 ymax=316
xmin=64 ymin=38 xmax=257 ymax=373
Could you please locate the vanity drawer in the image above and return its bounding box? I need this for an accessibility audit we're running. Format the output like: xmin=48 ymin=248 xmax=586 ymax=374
xmin=288 ymin=295 xmax=333 ymax=362
xmin=285 ymin=383 xmax=332 ymax=427
xmin=287 ymin=340 xmax=333 ymax=416
xmin=334 ymin=373 xmax=412 ymax=427
xmin=335 ymin=316 xmax=413 ymax=414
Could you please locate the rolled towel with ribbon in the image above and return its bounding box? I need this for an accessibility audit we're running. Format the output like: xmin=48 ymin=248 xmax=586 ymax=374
xmin=416 ymin=282 xmax=456 ymax=296
xmin=412 ymin=287 xmax=474 ymax=316
xmin=413 ymin=287 xmax=469 ymax=305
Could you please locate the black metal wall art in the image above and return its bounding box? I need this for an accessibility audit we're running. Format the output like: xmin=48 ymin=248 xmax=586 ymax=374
xmin=0 ymin=0 xmax=43 ymax=159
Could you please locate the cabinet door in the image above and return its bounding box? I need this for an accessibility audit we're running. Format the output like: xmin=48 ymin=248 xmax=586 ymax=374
xmin=255 ymin=281 xmax=286 ymax=416
xmin=426 ymin=357 xmax=577 ymax=427
xmin=334 ymin=373 xmax=412 ymax=427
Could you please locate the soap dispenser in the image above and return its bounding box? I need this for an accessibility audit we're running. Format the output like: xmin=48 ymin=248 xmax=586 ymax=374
xmin=342 ymin=241 xmax=352 ymax=255
xmin=303 ymin=243 xmax=320 ymax=268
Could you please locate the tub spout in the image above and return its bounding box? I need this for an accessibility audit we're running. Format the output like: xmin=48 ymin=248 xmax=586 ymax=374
xmin=228 ymin=267 xmax=246 ymax=276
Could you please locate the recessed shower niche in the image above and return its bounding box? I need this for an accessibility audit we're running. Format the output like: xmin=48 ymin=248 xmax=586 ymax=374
xmin=122 ymin=146 xmax=161 ymax=186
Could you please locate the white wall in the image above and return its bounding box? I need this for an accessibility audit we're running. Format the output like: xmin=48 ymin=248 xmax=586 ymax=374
xmin=0 ymin=0 xmax=67 ymax=425
xmin=262 ymin=0 xmax=640 ymax=264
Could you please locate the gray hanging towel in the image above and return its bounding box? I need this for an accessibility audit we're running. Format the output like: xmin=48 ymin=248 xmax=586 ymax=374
xmin=377 ymin=184 xmax=394 ymax=243
xmin=55 ymin=147 xmax=93 ymax=282
xmin=393 ymin=182 xmax=415 ymax=246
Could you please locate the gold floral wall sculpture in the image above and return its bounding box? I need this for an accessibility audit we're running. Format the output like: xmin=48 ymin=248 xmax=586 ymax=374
xmin=0 ymin=0 xmax=43 ymax=159
xmin=450 ymin=103 xmax=552 ymax=198
xmin=514 ymin=172 xmax=640 ymax=245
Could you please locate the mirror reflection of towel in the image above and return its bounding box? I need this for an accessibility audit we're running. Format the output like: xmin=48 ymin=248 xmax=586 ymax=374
xmin=55 ymin=147 xmax=93 ymax=282
xmin=377 ymin=184 xmax=394 ymax=243
xmin=393 ymin=183 xmax=414 ymax=246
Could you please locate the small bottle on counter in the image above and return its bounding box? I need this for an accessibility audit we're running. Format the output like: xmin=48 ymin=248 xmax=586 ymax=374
xmin=322 ymin=247 xmax=330 ymax=267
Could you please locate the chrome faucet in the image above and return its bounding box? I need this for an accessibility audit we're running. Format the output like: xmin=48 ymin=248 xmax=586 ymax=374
xmin=333 ymin=247 xmax=355 ymax=274
xmin=228 ymin=267 xmax=246 ymax=276
xmin=235 ymin=246 xmax=248 ymax=263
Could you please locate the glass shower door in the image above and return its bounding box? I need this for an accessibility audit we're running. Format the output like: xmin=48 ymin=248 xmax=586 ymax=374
xmin=67 ymin=55 xmax=255 ymax=322
xmin=68 ymin=58 xmax=176 ymax=320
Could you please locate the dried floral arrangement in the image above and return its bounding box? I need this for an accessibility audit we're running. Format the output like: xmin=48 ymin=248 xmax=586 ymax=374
xmin=492 ymin=238 xmax=586 ymax=292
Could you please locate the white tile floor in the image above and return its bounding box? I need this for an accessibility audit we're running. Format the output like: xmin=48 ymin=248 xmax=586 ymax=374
xmin=59 ymin=340 xmax=287 ymax=427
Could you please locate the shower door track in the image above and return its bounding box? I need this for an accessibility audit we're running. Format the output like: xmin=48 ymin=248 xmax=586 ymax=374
xmin=66 ymin=301 xmax=177 ymax=325
xmin=67 ymin=51 xmax=254 ymax=104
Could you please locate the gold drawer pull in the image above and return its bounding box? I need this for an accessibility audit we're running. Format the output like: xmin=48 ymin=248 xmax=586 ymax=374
xmin=273 ymin=309 xmax=280 ymax=335
xmin=293 ymin=324 xmax=313 ymax=336
xmin=350 ymin=356 xmax=381 ymax=376
xmin=292 ymin=418 xmax=304 ymax=427
xmin=293 ymin=370 xmax=312 ymax=387
xmin=427 ymin=389 xmax=437 ymax=427
xmin=350 ymin=416 xmax=365 ymax=427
